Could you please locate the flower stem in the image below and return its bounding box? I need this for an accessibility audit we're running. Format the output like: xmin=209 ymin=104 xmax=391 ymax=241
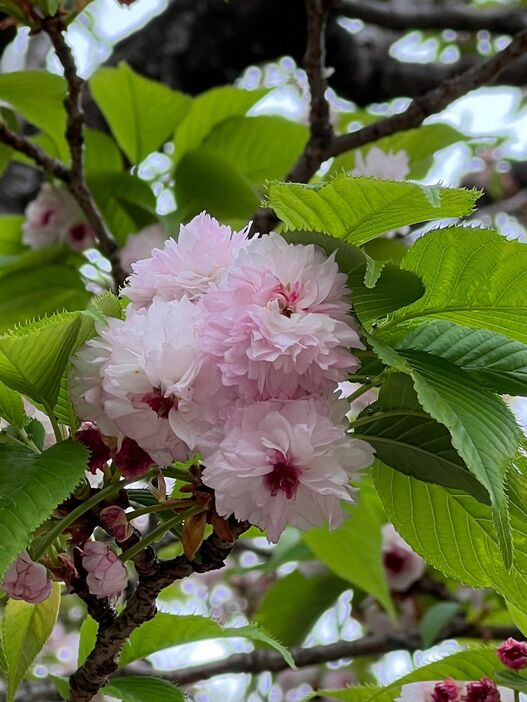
xmin=344 ymin=378 xmax=381 ymax=405
xmin=120 ymin=504 xmax=204 ymax=563
xmin=349 ymin=408 xmax=429 ymax=430
xmin=126 ymin=499 xmax=194 ymax=520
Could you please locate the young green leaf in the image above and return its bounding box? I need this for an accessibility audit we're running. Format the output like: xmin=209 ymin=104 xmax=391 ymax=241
xmin=0 ymin=440 xmax=88 ymax=581
xmin=419 ymin=601 xmax=461 ymax=649
xmin=3 ymin=582 xmax=60 ymax=702
xmin=303 ymin=483 xmax=395 ymax=618
xmin=0 ymin=382 xmax=24 ymax=430
xmin=90 ymin=63 xmax=191 ymax=164
xmin=119 ymin=613 xmax=294 ymax=669
xmin=103 ymin=677 xmax=184 ymax=702
xmin=266 ymin=176 xmax=479 ymax=245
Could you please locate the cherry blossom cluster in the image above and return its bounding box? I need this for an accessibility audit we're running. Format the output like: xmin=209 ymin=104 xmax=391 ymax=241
xmin=72 ymin=212 xmax=375 ymax=543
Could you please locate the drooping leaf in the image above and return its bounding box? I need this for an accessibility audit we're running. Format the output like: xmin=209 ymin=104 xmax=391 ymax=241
xmin=303 ymin=483 xmax=395 ymax=617
xmin=200 ymin=115 xmax=308 ymax=184
xmin=0 ymin=71 xmax=68 ymax=160
xmin=373 ymin=461 xmax=527 ymax=612
xmin=354 ymin=374 xmax=490 ymax=501
xmin=419 ymin=601 xmax=461 ymax=649
xmin=0 ymin=441 xmax=88 ymax=581
xmin=254 ymin=570 xmax=348 ymax=647
xmin=90 ymin=63 xmax=191 ymax=164
xmin=311 ymin=648 xmax=504 ymax=701
xmin=399 ymin=320 xmax=527 ymax=396
xmin=3 ymin=582 xmax=61 ymax=702
xmin=0 ymin=382 xmax=24 ymax=430
xmin=173 ymin=85 xmax=267 ymax=167
xmin=77 ymin=615 xmax=98 ymax=666
xmin=119 ymin=613 xmax=293 ymax=669
xmin=494 ymin=670 xmax=527 ymax=693
xmin=103 ymin=677 xmax=185 ymax=702
xmin=379 ymin=227 xmax=527 ymax=344
xmin=266 ymin=176 xmax=479 ymax=245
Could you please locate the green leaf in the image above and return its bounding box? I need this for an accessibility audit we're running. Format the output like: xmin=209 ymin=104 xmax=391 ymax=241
xmin=266 ymin=176 xmax=479 ymax=245
xmin=330 ymin=123 xmax=464 ymax=180
xmin=103 ymin=677 xmax=185 ymax=702
xmin=494 ymin=669 xmax=527 ymax=692
xmin=173 ymin=85 xmax=267 ymax=167
xmin=78 ymin=615 xmax=98 ymax=666
xmin=302 ymin=483 xmax=395 ymax=617
xmin=401 ymin=351 xmax=520 ymax=568
xmin=175 ymin=149 xmax=258 ymax=223
xmin=0 ymin=71 xmax=68 ymax=160
xmin=399 ymin=320 xmax=527 ymax=396
xmin=200 ymin=115 xmax=308 ymax=184
xmin=90 ymin=63 xmax=191 ymax=164
xmin=3 ymin=581 xmax=60 ymax=702
xmin=49 ymin=675 xmax=70 ymax=700
xmin=373 ymin=462 xmax=527 ymax=612
xmin=419 ymin=601 xmax=461 ymax=649
xmin=507 ymin=601 xmax=527 ymax=637
xmin=88 ymin=171 xmax=157 ymax=245
xmin=0 ymin=312 xmax=82 ymax=411
xmin=0 ymin=382 xmax=24 ymax=429
xmin=119 ymin=613 xmax=294 ymax=669
xmin=0 ymin=265 xmax=91 ymax=332
xmin=0 ymin=441 xmax=88 ymax=581
xmin=311 ymin=648 xmax=502 ymax=701
xmin=379 ymin=227 xmax=527 ymax=344
xmin=0 ymin=216 xmax=25 ymax=257
xmin=354 ymin=374 xmax=490 ymax=501
xmin=254 ymin=570 xmax=348 ymax=647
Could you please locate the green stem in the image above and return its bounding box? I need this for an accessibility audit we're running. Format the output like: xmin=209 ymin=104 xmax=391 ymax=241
xmin=120 ymin=505 xmax=204 ymax=563
xmin=345 ymin=377 xmax=382 ymax=405
xmin=127 ymin=499 xmax=192 ymax=520
xmin=33 ymin=472 xmax=154 ymax=560
xmin=17 ymin=427 xmax=41 ymax=453
xmin=164 ymin=465 xmax=194 ymax=481
xmin=46 ymin=409 xmax=64 ymax=444
xmin=349 ymin=408 xmax=429 ymax=430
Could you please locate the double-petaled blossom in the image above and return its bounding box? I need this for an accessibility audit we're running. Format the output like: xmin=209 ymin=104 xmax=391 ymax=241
xmin=82 ymin=541 xmax=128 ymax=598
xmin=352 ymin=147 xmax=410 ymax=181
xmin=125 ymin=212 xmax=250 ymax=308
xmin=120 ymin=224 xmax=167 ymax=274
xmin=23 ymin=184 xmax=95 ymax=252
xmin=497 ymin=638 xmax=527 ymax=670
xmin=100 ymin=506 xmax=133 ymax=543
xmin=71 ymin=297 xmax=229 ymax=468
xmin=396 ymin=680 xmax=510 ymax=702
xmin=2 ymin=552 xmax=52 ymax=603
xmin=382 ymin=523 xmax=426 ymax=592
xmin=202 ymin=397 xmax=374 ymax=542
xmin=198 ymin=233 xmax=363 ymax=400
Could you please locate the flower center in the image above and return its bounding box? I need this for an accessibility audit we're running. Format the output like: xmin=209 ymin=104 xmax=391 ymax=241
xmin=275 ymin=282 xmax=302 ymax=318
xmin=383 ymin=547 xmax=408 ymax=575
xmin=264 ymin=458 xmax=301 ymax=499
xmin=134 ymin=388 xmax=178 ymax=418
xmin=69 ymin=223 xmax=89 ymax=241
xmin=40 ymin=209 xmax=54 ymax=226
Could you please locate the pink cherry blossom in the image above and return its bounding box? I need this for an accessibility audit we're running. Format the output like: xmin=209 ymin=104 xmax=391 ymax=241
xmin=198 ymin=233 xmax=363 ymax=400
xmin=382 ymin=523 xmax=426 ymax=592
xmin=125 ymin=212 xmax=250 ymax=308
xmin=2 ymin=551 xmax=52 ymax=603
xmin=497 ymin=638 xmax=527 ymax=670
xmin=100 ymin=506 xmax=133 ymax=543
xmin=71 ymin=298 xmax=229 ymax=466
xmin=202 ymin=397 xmax=375 ymax=543
xmin=75 ymin=423 xmax=112 ymax=473
xmin=82 ymin=541 xmax=128 ymax=599
xmin=352 ymin=147 xmax=410 ymax=181
xmin=22 ymin=183 xmax=93 ymax=251
xmin=120 ymin=224 xmax=167 ymax=274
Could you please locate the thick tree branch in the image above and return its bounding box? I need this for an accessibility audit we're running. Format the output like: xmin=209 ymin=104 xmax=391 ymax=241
xmin=68 ymin=521 xmax=248 ymax=702
xmin=338 ymin=0 xmax=527 ymax=34
xmin=41 ymin=17 xmax=125 ymax=289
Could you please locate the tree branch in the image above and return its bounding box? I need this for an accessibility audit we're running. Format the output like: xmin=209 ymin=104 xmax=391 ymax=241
xmin=41 ymin=17 xmax=125 ymax=290
xmin=337 ymin=0 xmax=527 ymax=34
xmin=68 ymin=520 xmax=248 ymax=702
xmin=0 ymin=122 xmax=70 ymax=181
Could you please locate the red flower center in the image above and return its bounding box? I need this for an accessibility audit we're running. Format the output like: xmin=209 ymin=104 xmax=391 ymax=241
xmin=69 ymin=223 xmax=89 ymax=241
xmin=134 ymin=388 xmax=178 ymax=418
xmin=383 ymin=547 xmax=408 ymax=575
xmin=275 ymin=282 xmax=302 ymax=318
xmin=264 ymin=458 xmax=301 ymax=499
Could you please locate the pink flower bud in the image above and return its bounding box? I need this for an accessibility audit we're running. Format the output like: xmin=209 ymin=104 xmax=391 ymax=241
xmin=464 ymin=678 xmax=500 ymax=702
xmin=2 ymin=552 xmax=52 ymax=604
xmin=382 ymin=524 xmax=425 ymax=592
xmin=497 ymin=638 xmax=527 ymax=670
xmin=100 ymin=506 xmax=132 ymax=543
xmin=75 ymin=423 xmax=112 ymax=473
xmin=432 ymin=678 xmax=461 ymax=702
xmin=82 ymin=542 xmax=128 ymax=599
xmin=113 ymin=437 xmax=154 ymax=479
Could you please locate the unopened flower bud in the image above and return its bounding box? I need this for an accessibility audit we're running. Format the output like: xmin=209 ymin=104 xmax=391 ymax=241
xmin=497 ymin=638 xmax=527 ymax=670
xmin=82 ymin=541 xmax=128 ymax=599
xmin=100 ymin=506 xmax=132 ymax=543
xmin=432 ymin=678 xmax=461 ymax=702
xmin=2 ymin=552 xmax=52 ymax=604
xmin=464 ymin=678 xmax=500 ymax=702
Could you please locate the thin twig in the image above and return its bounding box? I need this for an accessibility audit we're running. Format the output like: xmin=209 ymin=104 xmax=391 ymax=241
xmin=337 ymin=0 xmax=527 ymax=34
xmin=41 ymin=16 xmax=125 ymax=289
xmin=0 ymin=122 xmax=70 ymax=181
